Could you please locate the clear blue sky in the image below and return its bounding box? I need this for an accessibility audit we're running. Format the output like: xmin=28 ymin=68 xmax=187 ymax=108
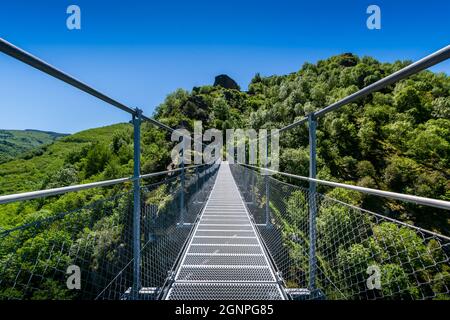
xmin=0 ymin=0 xmax=449 ymax=133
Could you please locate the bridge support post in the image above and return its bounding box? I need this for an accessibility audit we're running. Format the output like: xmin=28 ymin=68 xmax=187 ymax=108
xmin=201 ymin=165 xmax=205 ymax=192
xmin=132 ymin=108 xmax=142 ymax=299
xmin=195 ymin=165 xmax=199 ymax=194
xmin=179 ymin=148 xmax=185 ymax=225
xmin=252 ymin=173 xmax=256 ymax=204
xmin=308 ymin=113 xmax=318 ymax=291
xmin=265 ymin=134 xmax=271 ymax=227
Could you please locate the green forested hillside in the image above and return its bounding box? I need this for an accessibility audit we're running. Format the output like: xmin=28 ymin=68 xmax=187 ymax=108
xmin=0 ymin=53 xmax=449 ymax=299
xmin=0 ymin=129 xmax=67 ymax=164
xmin=0 ymin=123 xmax=171 ymax=229
xmin=0 ymin=53 xmax=448 ymax=233
xmin=156 ymin=54 xmax=449 ymax=234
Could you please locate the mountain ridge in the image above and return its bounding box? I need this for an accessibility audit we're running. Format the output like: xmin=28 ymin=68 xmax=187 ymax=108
xmin=0 ymin=129 xmax=69 ymax=164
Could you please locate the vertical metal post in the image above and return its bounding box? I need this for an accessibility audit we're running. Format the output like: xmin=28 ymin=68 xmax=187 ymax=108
xmin=195 ymin=166 xmax=199 ymax=194
xmin=251 ymin=171 xmax=256 ymax=204
xmin=132 ymin=108 xmax=142 ymax=299
xmin=194 ymin=165 xmax=200 ymax=204
xmin=308 ymin=113 xmax=318 ymax=291
xmin=265 ymin=134 xmax=271 ymax=227
xmin=201 ymin=165 xmax=204 ymax=191
xmin=179 ymin=148 xmax=185 ymax=225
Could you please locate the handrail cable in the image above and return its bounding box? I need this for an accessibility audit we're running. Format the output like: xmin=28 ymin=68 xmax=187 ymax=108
xmin=0 ymin=164 xmax=207 ymax=205
xmin=240 ymin=163 xmax=450 ymax=211
xmin=259 ymin=44 xmax=450 ymax=140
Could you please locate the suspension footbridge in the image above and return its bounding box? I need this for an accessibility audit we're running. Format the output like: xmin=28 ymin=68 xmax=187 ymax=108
xmin=0 ymin=38 xmax=449 ymax=300
xmin=164 ymin=163 xmax=286 ymax=300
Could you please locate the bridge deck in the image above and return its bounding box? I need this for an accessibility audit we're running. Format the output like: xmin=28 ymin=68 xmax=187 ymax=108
xmin=166 ymin=163 xmax=285 ymax=300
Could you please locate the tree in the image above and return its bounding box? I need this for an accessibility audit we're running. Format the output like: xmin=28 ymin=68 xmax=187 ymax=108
xmin=394 ymin=85 xmax=428 ymax=122
xmin=431 ymin=97 xmax=450 ymax=119
xmin=407 ymin=119 xmax=450 ymax=168
xmin=45 ymin=165 xmax=79 ymax=189
xmin=84 ymin=143 xmax=112 ymax=178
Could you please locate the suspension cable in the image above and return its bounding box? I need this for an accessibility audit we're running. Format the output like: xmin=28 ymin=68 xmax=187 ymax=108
xmin=240 ymin=164 xmax=450 ymax=211
xmin=0 ymin=164 xmax=207 ymax=205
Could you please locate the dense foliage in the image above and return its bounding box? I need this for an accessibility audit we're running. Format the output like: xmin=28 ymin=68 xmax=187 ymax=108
xmin=0 ymin=53 xmax=448 ymax=299
xmin=0 ymin=129 xmax=67 ymax=164
xmin=156 ymin=53 xmax=450 ymax=235
xmin=0 ymin=124 xmax=173 ymax=299
xmin=0 ymin=123 xmax=171 ymax=229
xmin=279 ymin=186 xmax=449 ymax=299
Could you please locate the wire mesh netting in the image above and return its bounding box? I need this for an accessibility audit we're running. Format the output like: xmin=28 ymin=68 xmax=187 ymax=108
xmin=98 ymin=164 xmax=218 ymax=300
xmin=0 ymin=164 xmax=218 ymax=300
xmin=230 ymin=164 xmax=450 ymax=300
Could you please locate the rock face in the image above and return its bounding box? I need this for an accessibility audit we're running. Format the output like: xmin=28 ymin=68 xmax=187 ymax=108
xmin=213 ymin=74 xmax=240 ymax=90
xmin=338 ymin=53 xmax=358 ymax=67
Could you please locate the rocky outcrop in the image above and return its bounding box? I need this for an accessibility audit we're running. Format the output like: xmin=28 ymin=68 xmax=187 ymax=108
xmin=213 ymin=74 xmax=240 ymax=90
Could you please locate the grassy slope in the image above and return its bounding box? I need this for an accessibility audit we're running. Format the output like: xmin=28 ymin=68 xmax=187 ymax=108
xmin=0 ymin=123 xmax=130 ymax=196
xmin=0 ymin=123 xmax=132 ymax=229
xmin=0 ymin=129 xmax=67 ymax=163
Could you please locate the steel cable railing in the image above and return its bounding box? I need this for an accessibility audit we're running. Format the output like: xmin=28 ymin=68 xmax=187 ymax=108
xmin=239 ymin=164 xmax=450 ymax=211
xmin=231 ymin=164 xmax=450 ymax=300
xmin=97 ymin=164 xmax=219 ymax=300
xmin=0 ymin=37 xmax=212 ymax=300
xmin=1 ymin=36 xmax=449 ymax=300
xmin=249 ymin=44 xmax=450 ymax=296
xmin=0 ymin=164 xmax=218 ymax=300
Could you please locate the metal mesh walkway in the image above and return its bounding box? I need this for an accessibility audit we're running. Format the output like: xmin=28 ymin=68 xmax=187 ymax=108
xmin=165 ymin=162 xmax=286 ymax=300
